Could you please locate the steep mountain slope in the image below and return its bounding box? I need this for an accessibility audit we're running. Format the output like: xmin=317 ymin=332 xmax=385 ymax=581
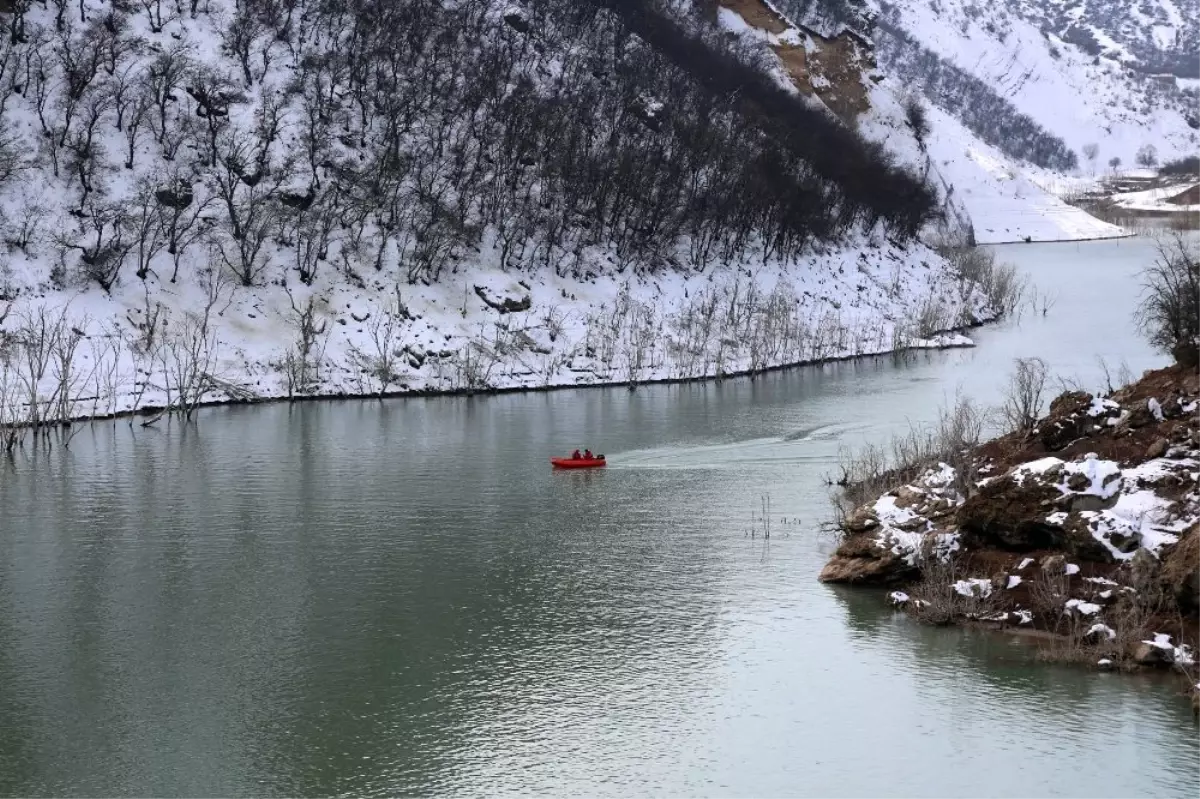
xmin=711 ymin=0 xmax=1134 ymax=243
xmin=0 ymin=0 xmax=990 ymax=423
xmin=1007 ymin=0 xmax=1199 ymax=79
xmin=877 ymin=0 xmax=1199 ymax=168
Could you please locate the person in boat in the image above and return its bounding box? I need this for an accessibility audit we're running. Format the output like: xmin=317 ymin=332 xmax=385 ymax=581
xmin=584 ymin=449 xmax=593 ymax=459
xmin=572 ymin=449 xmax=582 ymax=459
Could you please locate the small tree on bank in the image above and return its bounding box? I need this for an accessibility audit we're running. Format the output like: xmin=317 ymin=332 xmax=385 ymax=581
xmin=1135 ymin=234 xmax=1200 ymax=367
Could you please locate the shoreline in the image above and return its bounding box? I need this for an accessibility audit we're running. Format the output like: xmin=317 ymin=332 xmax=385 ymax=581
xmin=36 ymin=320 xmax=992 ymax=429
xmin=980 ymin=230 xmax=1136 ymax=246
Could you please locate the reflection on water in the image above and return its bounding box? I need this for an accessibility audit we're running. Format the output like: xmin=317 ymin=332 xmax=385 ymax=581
xmin=0 ymin=238 xmax=1196 ymax=797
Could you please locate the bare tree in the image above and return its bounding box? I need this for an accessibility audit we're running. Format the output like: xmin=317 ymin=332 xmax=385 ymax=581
xmin=142 ymin=45 xmax=192 ymax=144
xmin=1001 ymin=356 xmax=1049 ymax=434
xmin=282 ymin=288 xmax=329 ymax=396
xmin=61 ymin=202 xmax=133 ymax=292
xmin=124 ymin=178 xmax=168 ymax=280
xmin=347 ymin=287 xmax=410 ymax=395
xmin=1135 ymin=233 xmax=1199 ymax=365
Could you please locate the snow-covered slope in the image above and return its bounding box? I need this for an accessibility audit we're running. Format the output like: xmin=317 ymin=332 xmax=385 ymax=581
xmin=714 ymin=0 xmax=1135 ymax=243
xmin=858 ymin=83 xmax=1128 ymax=244
xmin=878 ymin=0 xmax=1199 ymax=168
xmin=1006 ymin=0 xmax=1200 ymax=79
xmin=0 ymin=0 xmax=992 ymax=426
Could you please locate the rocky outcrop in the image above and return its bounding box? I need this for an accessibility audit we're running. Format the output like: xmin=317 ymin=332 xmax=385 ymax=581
xmin=1039 ymin=391 xmax=1101 ymax=451
xmin=1161 ymin=524 xmax=1200 ymax=616
xmin=821 ymin=363 xmax=1200 ymax=681
xmin=958 ymin=477 xmax=1062 ymax=551
xmin=473 ymin=285 xmax=532 ymax=314
xmin=818 ymin=546 xmax=916 ymax=584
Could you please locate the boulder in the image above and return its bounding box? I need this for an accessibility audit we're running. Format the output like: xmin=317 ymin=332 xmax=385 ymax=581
xmin=1144 ymin=437 xmax=1170 ymax=460
xmin=1060 ymin=516 xmax=1119 ymax=562
xmin=818 ymin=533 xmax=919 ymax=585
xmin=473 ymin=285 xmax=532 ymax=314
xmin=958 ymin=476 xmax=1063 ymax=551
xmin=1132 ymin=641 xmax=1175 ymax=666
xmin=842 ymin=506 xmax=879 ymax=533
xmin=893 ymin=485 xmax=925 ymax=509
xmin=1160 ymin=524 xmax=1200 ymax=617
xmin=1116 ymin=404 xmax=1156 ymax=433
xmin=1040 ymin=554 xmax=1067 ymax=574
xmin=1065 ymin=472 xmax=1090 ymax=492
xmin=1040 ymin=391 xmax=1095 ymax=451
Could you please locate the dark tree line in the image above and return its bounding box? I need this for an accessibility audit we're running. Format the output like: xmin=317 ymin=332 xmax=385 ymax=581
xmin=874 ymin=7 xmax=1079 ymax=171
xmin=772 ymin=0 xmax=872 ymax=34
xmin=0 ymin=0 xmax=939 ymax=293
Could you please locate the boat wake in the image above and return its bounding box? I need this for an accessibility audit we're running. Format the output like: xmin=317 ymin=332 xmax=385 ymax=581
xmin=606 ymin=428 xmax=857 ymax=470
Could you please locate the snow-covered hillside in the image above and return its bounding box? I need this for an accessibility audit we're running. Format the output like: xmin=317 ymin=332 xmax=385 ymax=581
xmin=858 ymin=82 xmax=1128 ymax=244
xmin=1006 ymin=0 xmax=1200 ymax=79
xmin=713 ymin=0 xmax=1138 ymax=243
xmin=0 ymin=0 xmax=996 ymax=427
xmin=878 ymin=0 xmax=1199 ymax=168
xmin=723 ymin=0 xmax=1195 ymax=242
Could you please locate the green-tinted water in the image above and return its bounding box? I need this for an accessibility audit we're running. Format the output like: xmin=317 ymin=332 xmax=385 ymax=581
xmin=0 ymin=238 xmax=1195 ymax=796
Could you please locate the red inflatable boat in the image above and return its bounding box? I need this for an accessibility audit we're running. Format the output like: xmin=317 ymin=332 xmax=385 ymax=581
xmin=550 ymin=455 xmax=607 ymax=469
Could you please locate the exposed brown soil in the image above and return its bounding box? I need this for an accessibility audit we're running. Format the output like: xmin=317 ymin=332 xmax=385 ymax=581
xmin=719 ymin=0 xmax=788 ymax=34
xmin=718 ymin=0 xmax=871 ymax=121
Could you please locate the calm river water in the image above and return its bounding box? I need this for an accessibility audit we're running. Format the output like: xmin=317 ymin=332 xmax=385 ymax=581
xmin=0 ymin=237 xmax=1196 ymax=797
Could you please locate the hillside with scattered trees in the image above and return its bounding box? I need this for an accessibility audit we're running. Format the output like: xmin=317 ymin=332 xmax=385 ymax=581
xmin=0 ymin=0 xmax=1004 ymax=426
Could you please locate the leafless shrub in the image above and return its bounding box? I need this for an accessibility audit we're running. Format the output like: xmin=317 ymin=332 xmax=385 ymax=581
xmin=348 ymin=288 xmax=409 ymax=396
xmin=158 ymin=312 xmax=220 ymax=421
xmin=834 ymin=390 xmax=986 ymax=517
xmin=1000 ymin=356 xmax=1049 ymax=434
xmin=913 ymin=292 xmax=950 ymax=339
xmin=908 ymin=551 xmax=999 ymax=626
xmin=1134 ymin=233 xmax=1199 ymax=364
xmin=1096 ymin=355 xmax=1135 ymax=396
xmin=1026 ymin=285 xmax=1058 ymax=316
xmin=282 ymin=289 xmax=329 ymax=397
xmin=937 ymin=242 xmax=1026 ymax=318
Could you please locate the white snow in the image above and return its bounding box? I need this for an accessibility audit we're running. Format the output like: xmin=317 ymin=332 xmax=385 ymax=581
xmin=1017 ymin=557 xmax=1035 ymax=570
xmin=0 ymin=0 xmax=1006 ymax=426
xmin=1088 ymin=623 xmax=1117 ymax=640
xmin=1148 ymin=397 xmax=1164 ymax=422
xmin=1087 ymin=397 xmax=1120 ymax=417
xmin=1145 ymin=632 xmax=1174 ymax=650
xmin=1014 ymin=609 xmax=1033 ymax=624
xmin=1006 ymin=575 xmax=1023 ymax=589
xmin=1084 ymin=576 xmax=1119 ymax=586
xmin=1065 ymin=563 xmax=1081 ymax=575
xmin=1141 ymin=635 xmax=1195 ymax=664
xmin=953 ymin=578 xmax=994 ymax=598
xmin=1112 ymin=184 xmax=1200 ymax=214
xmin=1012 ymin=457 xmax=1066 ymax=485
xmin=889 ymin=591 xmax=911 ymax=606
xmin=1065 ymin=599 xmax=1102 ymax=615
